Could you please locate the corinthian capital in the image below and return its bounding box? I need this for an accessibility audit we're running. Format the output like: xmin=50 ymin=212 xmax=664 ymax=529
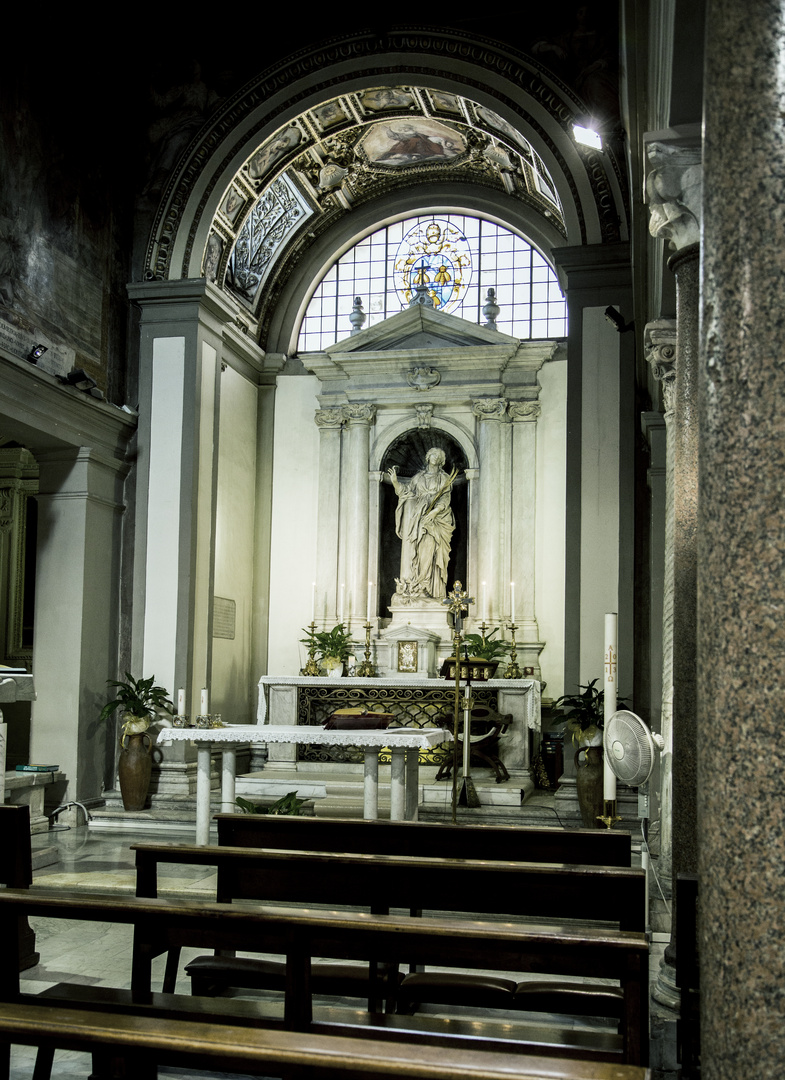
xmin=644 ymin=320 xmax=677 ymax=414
xmin=314 ymin=407 xmax=346 ymax=429
xmin=342 ymin=403 xmax=377 ymax=424
xmin=508 ymin=401 xmax=541 ymax=422
xmin=644 ymin=136 xmax=702 ymax=252
xmin=472 ymin=397 xmax=508 ymax=421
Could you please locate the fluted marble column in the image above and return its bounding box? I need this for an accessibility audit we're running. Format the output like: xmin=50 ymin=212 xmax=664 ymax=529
xmin=340 ymin=403 xmax=376 ymax=630
xmin=472 ymin=398 xmax=511 ymax=623
xmin=699 ymin=3 xmax=785 ymax=1075
xmin=509 ymin=399 xmax=542 ymax=651
xmin=645 ymin=128 xmax=702 ymax=1013
xmin=314 ymin=408 xmax=345 ymax=623
xmin=644 ymin=320 xmax=677 ymax=898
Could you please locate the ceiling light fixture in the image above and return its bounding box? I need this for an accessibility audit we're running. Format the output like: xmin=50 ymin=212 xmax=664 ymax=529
xmin=573 ymin=124 xmax=603 ymax=151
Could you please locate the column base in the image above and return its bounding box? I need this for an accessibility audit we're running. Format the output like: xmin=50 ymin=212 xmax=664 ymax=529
xmin=652 ymin=952 xmax=681 ymax=1012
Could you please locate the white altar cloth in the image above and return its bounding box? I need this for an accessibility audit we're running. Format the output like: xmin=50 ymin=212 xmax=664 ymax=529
xmin=159 ymin=724 xmax=451 ymax=845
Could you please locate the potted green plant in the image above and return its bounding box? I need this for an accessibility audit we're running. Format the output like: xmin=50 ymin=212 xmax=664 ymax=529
xmin=299 ymin=624 xmax=355 ymax=676
xmin=443 ymin=629 xmax=510 ymax=680
xmin=100 ymin=672 xmax=174 ymax=735
xmin=552 ymin=679 xmax=624 ymax=829
xmin=553 ymin=678 xmax=606 ymax=747
xmin=100 ymin=673 xmax=174 ymax=812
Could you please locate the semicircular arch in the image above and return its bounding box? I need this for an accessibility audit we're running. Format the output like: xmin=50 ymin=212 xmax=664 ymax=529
xmin=145 ymin=28 xmax=628 ymax=327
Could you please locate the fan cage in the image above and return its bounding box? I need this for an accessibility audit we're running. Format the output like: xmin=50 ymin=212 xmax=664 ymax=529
xmin=604 ymin=710 xmax=655 ymax=786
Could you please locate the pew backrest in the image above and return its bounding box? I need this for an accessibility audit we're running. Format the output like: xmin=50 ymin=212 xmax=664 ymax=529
xmin=132 ymin=843 xmax=646 ymax=932
xmin=214 ymin=812 xmax=634 ymax=867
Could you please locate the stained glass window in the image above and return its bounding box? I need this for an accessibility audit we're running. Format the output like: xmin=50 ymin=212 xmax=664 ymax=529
xmin=298 ymin=214 xmax=567 ymax=351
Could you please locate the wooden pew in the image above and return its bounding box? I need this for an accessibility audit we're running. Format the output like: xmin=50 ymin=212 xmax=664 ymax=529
xmin=133 ymin=844 xmax=646 ymax=930
xmin=214 ymin=812 xmax=634 ymax=867
xmin=0 ymin=886 xmax=649 ymax=1066
xmin=208 ymin=815 xmax=637 ymax=1020
xmin=0 ymin=804 xmax=38 ymax=971
xmin=0 ymin=1000 xmax=653 ymax=1080
xmin=132 ymin=842 xmax=648 ymax=1058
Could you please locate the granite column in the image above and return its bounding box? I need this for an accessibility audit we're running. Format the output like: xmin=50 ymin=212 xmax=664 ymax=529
xmin=699 ymin=2 xmax=785 ymax=1074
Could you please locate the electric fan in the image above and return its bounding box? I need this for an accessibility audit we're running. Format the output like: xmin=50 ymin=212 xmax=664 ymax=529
xmin=604 ymin=709 xmax=666 ymax=935
xmin=604 ymin=709 xmax=665 ymax=787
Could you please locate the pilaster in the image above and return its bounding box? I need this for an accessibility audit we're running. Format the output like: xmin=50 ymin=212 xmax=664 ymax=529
xmin=644 ymin=320 xmax=677 ymax=898
xmin=314 ymin=407 xmax=346 ymax=623
xmin=644 ymin=124 xmax=702 ymax=1012
xmin=472 ymin=398 xmax=511 ymax=626
xmin=340 ymin=403 xmax=376 ymax=631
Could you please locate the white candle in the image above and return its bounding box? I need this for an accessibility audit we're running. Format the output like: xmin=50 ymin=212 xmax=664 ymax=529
xmin=177 ymin=688 xmax=185 ymax=716
xmin=367 ymin=582 xmax=373 ymax=623
xmin=604 ymin=612 xmax=618 ymax=802
xmin=339 ymin=583 xmax=345 ymax=624
xmin=201 ymin=687 xmax=209 ymax=715
xmin=311 ymin=581 xmax=316 ymax=622
xmin=510 ymin=582 xmax=516 ymax=624
xmin=482 ymin=581 xmax=487 ymax=622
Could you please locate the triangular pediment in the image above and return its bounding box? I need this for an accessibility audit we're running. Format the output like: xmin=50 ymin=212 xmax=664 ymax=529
xmin=325 ymin=304 xmax=520 ymax=354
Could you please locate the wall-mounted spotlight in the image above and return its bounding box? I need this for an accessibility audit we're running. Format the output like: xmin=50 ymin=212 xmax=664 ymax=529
xmin=27 ymin=344 xmax=47 ymax=364
xmin=604 ymin=306 xmax=634 ymax=333
xmin=573 ymin=124 xmax=603 ymax=151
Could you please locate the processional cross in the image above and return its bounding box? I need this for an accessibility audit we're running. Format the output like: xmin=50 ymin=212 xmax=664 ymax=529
xmin=441 ymin=581 xmax=480 ymax=816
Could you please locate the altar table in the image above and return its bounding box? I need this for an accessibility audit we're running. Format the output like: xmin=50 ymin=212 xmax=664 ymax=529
xmin=158 ymin=724 xmax=452 ymax=845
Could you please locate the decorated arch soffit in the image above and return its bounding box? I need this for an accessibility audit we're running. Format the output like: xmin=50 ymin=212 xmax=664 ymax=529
xmin=211 ymin=90 xmax=569 ymax=315
xmin=144 ymin=32 xmax=628 ymax=348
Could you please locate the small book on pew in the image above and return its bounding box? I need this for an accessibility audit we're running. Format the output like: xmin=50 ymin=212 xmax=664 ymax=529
xmin=16 ymin=764 xmax=59 ymax=772
xmin=323 ymin=708 xmax=395 ymax=730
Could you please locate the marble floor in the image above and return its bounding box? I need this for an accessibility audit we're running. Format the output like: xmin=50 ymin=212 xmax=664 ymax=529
xmin=8 ymin=821 xmax=677 ymax=1080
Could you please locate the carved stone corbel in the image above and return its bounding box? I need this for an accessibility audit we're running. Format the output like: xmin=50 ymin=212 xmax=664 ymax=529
xmin=644 ymin=137 xmax=702 ymax=252
xmin=342 ymin=403 xmax=377 ymax=424
xmin=414 ymin=404 xmax=434 ymax=428
xmin=508 ymin=401 xmax=541 ymax=422
xmin=644 ymin=320 xmax=678 ymax=415
xmin=472 ymin=397 xmax=508 ymax=421
xmin=314 ymin=407 xmax=346 ymax=429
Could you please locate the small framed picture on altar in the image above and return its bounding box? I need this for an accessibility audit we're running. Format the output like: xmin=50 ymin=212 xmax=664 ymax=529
xmin=397 ymin=641 xmax=418 ymax=673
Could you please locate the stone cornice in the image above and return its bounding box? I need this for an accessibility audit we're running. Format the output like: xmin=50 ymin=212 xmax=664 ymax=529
xmin=0 ymin=350 xmax=136 ymax=468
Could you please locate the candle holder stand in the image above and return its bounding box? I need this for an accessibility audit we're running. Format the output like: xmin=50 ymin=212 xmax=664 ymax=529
xmin=355 ymin=622 xmax=376 ymax=678
xmin=504 ymin=623 xmax=523 ymax=680
xmin=300 ymin=621 xmax=321 ymax=676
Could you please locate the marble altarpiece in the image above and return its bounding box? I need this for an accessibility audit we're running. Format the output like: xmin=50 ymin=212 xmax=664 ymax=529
xmin=253 ymin=301 xmax=560 ymax=792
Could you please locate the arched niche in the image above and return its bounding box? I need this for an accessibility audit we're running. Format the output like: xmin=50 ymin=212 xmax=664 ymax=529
xmin=377 ymin=429 xmax=470 ymax=618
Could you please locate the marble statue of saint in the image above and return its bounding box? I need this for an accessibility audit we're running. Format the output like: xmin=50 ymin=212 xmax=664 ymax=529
xmin=387 ymin=448 xmax=457 ymax=601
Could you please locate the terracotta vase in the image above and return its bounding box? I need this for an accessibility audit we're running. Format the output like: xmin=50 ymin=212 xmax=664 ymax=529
xmin=118 ymin=731 xmax=152 ymax=811
xmin=574 ymin=745 xmax=603 ymax=829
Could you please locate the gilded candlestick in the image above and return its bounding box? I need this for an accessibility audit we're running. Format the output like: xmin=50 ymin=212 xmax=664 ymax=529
xmin=355 ymin=621 xmax=376 ymax=677
xmin=504 ymin=623 xmax=522 ymax=679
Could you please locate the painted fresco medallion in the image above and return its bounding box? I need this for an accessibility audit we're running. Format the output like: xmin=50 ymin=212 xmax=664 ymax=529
xmin=360 ymin=119 xmax=465 ymax=167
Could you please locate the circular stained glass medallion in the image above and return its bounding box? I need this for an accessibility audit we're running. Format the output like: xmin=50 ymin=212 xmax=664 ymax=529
xmin=393 ymin=219 xmax=472 ymax=312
